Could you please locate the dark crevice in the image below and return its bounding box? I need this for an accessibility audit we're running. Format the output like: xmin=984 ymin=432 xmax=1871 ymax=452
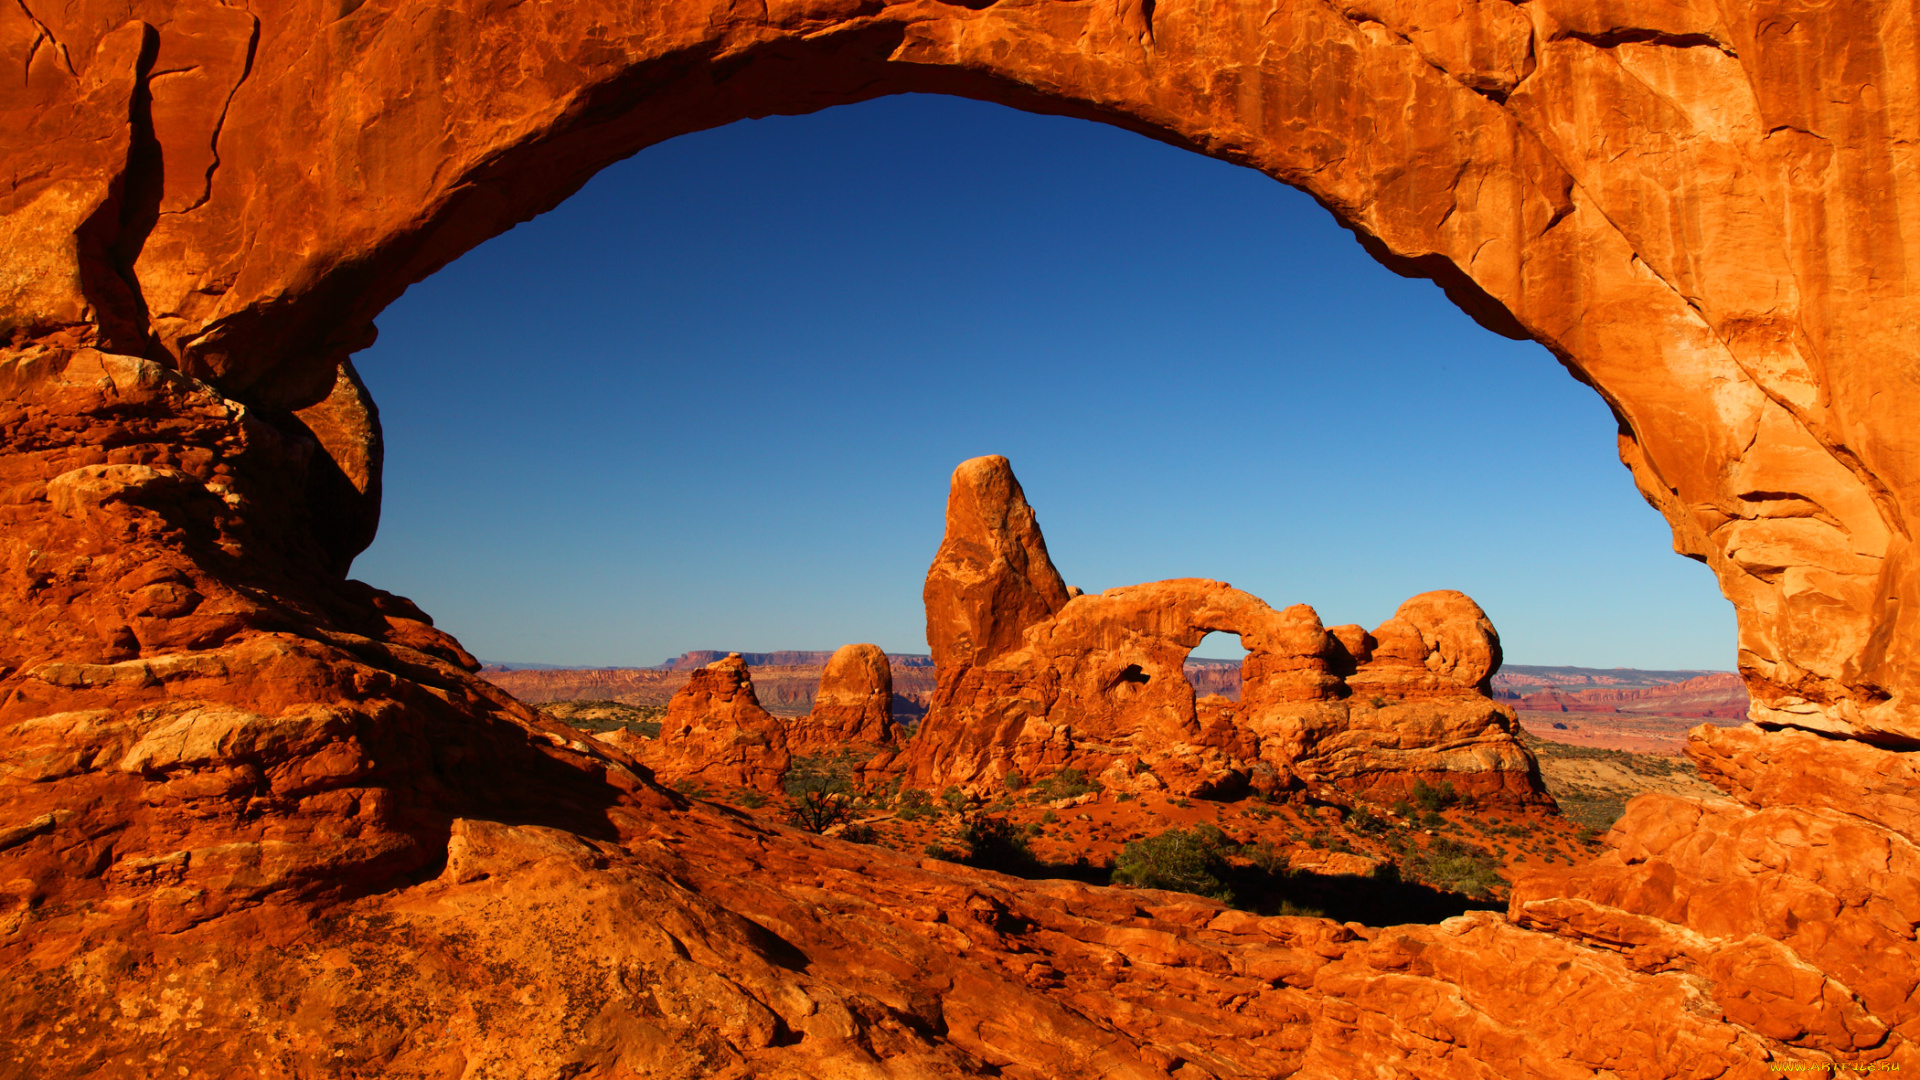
xmin=1552 ymin=27 xmax=1737 ymax=58
xmin=74 ymin=22 xmax=160 ymax=356
xmin=1753 ymin=720 xmax=1920 ymax=752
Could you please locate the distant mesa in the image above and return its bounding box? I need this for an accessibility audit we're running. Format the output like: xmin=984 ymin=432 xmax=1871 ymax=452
xmin=653 ymin=649 xmax=933 ymax=671
xmin=1498 ymin=671 xmax=1749 ymax=721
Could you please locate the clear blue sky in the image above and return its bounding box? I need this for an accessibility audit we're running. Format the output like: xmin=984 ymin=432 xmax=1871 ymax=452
xmin=351 ymin=94 xmax=1736 ymax=670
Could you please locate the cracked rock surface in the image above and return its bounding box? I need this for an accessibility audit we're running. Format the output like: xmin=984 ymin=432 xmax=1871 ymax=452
xmin=3 ymin=0 xmax=1919 ymax=1075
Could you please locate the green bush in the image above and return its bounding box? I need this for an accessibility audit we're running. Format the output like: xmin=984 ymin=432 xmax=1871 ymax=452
xmin=941 ymin=785 xmax=970 ymax=813
xmin=1004 ymin=771 xmax=1027 ymax=792
xmin=1411 ymin=778 xmax=1460 ymax=813
xmin=895 ymin=788 xmax=935 ymax=821
xmin=960 ymin=814 xmax=1035 ymax=872
xmin=1348 ymin=807 xmax=1390 ymax=835
xmin=1403 ymin=837 xmax=1506 ymax=899
xmin=1033 ymin=767 xmax=1100 ymax=800
xmin=735 ymin=789 xmax=768 ymax=809
xmin=784 ymin=754 xmax=857 ymax=833
xmin=1111 ymin=824 xmax=1236 ymax=903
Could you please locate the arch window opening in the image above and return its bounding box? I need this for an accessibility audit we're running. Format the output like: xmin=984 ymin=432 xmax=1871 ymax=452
xmin=346 ymin=93 xmax=1738 ymax=922
xmin=353 ymin=93 xmax=1733 ymax=680
xmin=1186 ymin=632 xmax=1247 ymax=702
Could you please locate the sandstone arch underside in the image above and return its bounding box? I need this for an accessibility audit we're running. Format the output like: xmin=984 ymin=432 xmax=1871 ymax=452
xmin=3 ymin=0 xmax=1919 ymax=1077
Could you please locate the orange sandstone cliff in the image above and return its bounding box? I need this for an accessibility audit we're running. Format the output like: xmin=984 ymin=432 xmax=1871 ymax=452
xmin=3 ymin=0 xmax=1919 ymax=1075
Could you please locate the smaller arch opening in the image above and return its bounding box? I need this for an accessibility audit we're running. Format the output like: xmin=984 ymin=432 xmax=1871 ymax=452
xmin=1186 ymin=631 xmax=1246 ymax=702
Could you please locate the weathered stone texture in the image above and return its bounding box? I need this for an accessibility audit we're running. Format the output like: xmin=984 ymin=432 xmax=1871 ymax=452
xmin=908 ymin=460 xmax=1551 ymax=806
xmin=4 ymin=0 xmax=1919 ymax=1074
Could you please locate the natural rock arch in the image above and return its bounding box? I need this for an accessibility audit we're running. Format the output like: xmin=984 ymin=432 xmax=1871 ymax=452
xmin=8 ymin=0 xmax=1913 ymax=741
xmin=3 ymin=1 xmax=1918 ymax=1076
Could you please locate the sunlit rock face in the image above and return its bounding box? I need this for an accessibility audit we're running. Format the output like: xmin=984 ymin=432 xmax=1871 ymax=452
xmin=790 ymin=642 xmax=898 ymax=750
xmin=3 ymin=0 xmax=1918 ymax=1075
xmin=908 ymin=458 xmax=1553 ymax=806
xmin=622 ymin=653 xmax=793 ymax=792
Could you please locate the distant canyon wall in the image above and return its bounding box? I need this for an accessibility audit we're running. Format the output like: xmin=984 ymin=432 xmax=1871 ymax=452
xmin=485 ymin=661 xmax=938 ymax=717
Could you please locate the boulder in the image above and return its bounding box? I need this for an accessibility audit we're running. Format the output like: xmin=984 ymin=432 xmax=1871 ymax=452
xmin=790 ymin=642 xmax=895 ymax=749
xmin=630 ymin=653 xmax=790 ymax=792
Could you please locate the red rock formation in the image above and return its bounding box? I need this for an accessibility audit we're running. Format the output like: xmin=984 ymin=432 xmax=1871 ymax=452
xmin=790 ymin=642 xmax=895 ymax=749
xmin=622 ymin=653 xmax=790 ymax=792
xmin=904 ymin=469 xmax=1548 ymax=808
xmin=1512 ymin=724 xmax=1920 ymax=1064
xmin=924 ymin=455 xmax=1072 ymax=689
xmin=5 ymin=0 xmax=1920 ymax=1074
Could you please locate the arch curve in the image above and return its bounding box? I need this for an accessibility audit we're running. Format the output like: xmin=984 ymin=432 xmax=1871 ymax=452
xmin=8 ymin=0 xmax=1912 ymax=738
xmin=4 ymin=1 xmax=1920 ymax=1074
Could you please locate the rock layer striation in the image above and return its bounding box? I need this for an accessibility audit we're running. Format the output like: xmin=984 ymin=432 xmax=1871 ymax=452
xmin=3 ymin=0 xmax=1919 ymax=1075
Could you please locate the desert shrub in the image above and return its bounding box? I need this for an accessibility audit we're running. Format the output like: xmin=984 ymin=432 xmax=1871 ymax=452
xmin=1111 ymin=824 xmax=1236 ymax=903
xmin=735 ymin=789 xmax=768 ymax=809
xmin=1004 ymin=771 xmax=1027 ymax=792
xmin=1403 ymin=837 xmax=1506 ymax=899
xmin=895 ymin=788 xmax=935 ymax=821
xmin=924 ymin=843 xmax=961 ymax=861
xmin=1034 ymin=767 xmax=1100 ymax=800
xmin=784 ymin=754 xmax=856 ymax=833
xmin=1041 ymin=809 xmax=1059 ymax=824
xmin=671 ymin=779 xmax=710 ymax=799
xmin=1247 ymin=841 xmax=1288 ymax=876
xmin=1411 ymin=778 xmax=1460 ymax=812
xmin=959 ymin=814 xmax=1036 ymax=872
xmin=839 ymin=823 xmax=879 ymax=845
xmin=941 ymin=786 xmax=970 ymax=813
xmin=1348 ymin=807 xmax=1390 ymax=835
